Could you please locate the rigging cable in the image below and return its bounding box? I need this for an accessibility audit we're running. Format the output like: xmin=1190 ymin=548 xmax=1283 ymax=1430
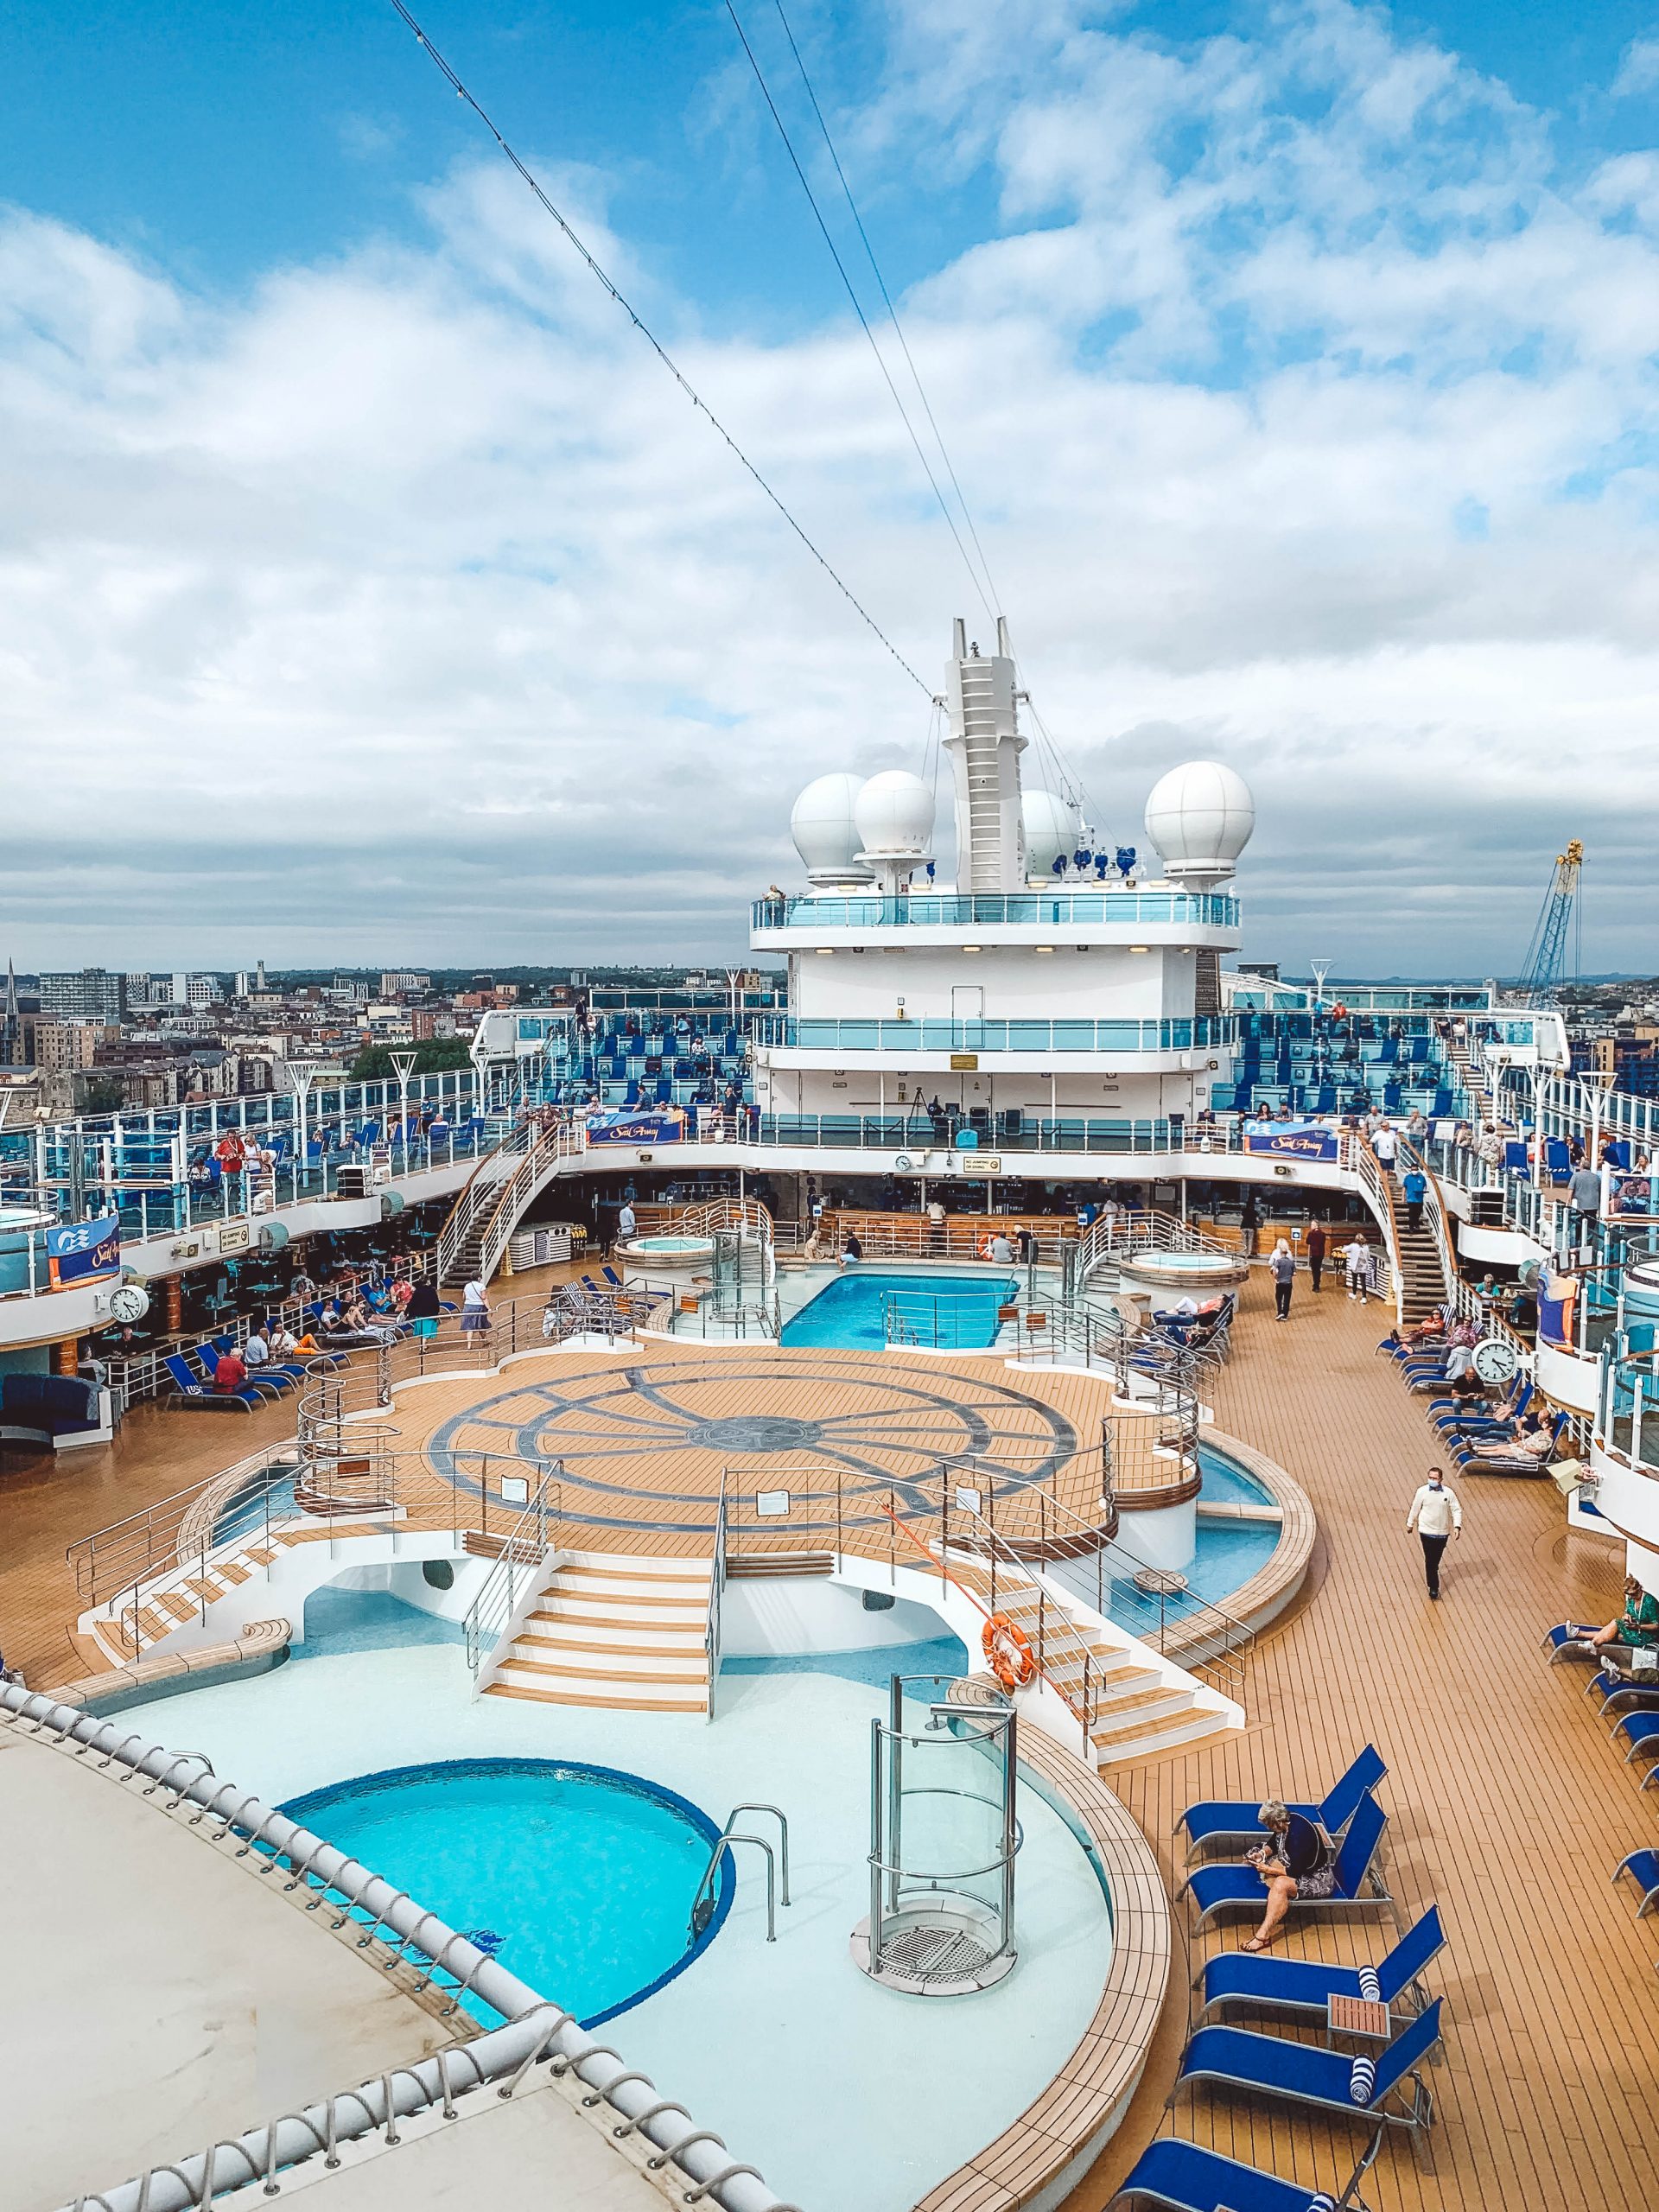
xmin=766 ymin=0 xmax=1005 ymax=620
xmin=725 ymin=0 xmax=995 ymax=621
xmin=755 ymin=3 xmax=1116 ymax=841
xmin=386 ymin=0 xmax=930 ymax=696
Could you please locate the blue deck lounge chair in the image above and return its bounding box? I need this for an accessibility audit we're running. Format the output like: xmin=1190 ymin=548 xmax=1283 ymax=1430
xmin=1108 ymin=2132 xmax=1383 ymax=2212
xmin=1586 ymin=1667 xmax=1659 ymax=1719
xmin=1176 ymin=1745 xmax=1385 ymax=1859
xmin=1614 ymin=1850 xmax=1659 ymax=1917
xmin=1542 ymin=1623 xmax=1597 ymax=1662
xmin=1613 ymin=1709 xmax=1659 ymax=1779
xmin=1195 ymin=1904 xmax=1444 ymax=2024
xmin=1181 ymin=1793 xmax=1389 ymax=1927
xmin=1172 ymin=1999 xmax=1442 ymax=2133
xmin=162 ymin=1351 xmax=256 ymax=1413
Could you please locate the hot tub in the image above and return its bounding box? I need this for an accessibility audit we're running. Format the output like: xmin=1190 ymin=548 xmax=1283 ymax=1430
xmin=619 ymin=1233 xmax=716 ymax=1279
xmin=1115 ymin=1248 xmax=1250 ymax=1300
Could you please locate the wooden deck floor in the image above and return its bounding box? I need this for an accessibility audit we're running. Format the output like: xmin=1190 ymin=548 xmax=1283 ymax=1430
xmin=1067 ymin=1272 xmax=1648 ymax=2212
xmin=2 ymin=1267 xmax=1650 ymax=2212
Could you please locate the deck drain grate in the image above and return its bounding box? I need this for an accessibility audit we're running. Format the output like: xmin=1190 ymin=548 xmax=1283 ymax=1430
xmin=878 ymin=1925 xmax=996 ymax=1983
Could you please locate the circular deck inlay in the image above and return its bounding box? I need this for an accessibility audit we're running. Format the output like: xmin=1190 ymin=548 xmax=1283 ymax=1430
xmin=689 ymin=1414 xmax=824 ymax=1454
xmin=423 ymin=1354 xmax=1082 ymax=1541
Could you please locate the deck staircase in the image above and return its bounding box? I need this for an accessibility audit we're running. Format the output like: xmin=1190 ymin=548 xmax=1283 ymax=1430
xmin=484 ymin=1551 xmax=712 ymax=1713
xmin=1392 ymin=1216 xmax=1447 ymax=1327
xmin=942 ymin=1556 xmax=1238 ymax=1764
xmin=83 ymin=1522 xmax=386 ymax=1668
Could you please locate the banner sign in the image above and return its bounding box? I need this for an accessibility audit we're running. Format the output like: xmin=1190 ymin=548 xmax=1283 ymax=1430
xmin=46 ymin=1212 xmax=121 ymax=1288
xmin=584 ymin=1111 xmax=684 ymax=1145
xmin=1243 ymin=1122 xmax=1338 ymax=1162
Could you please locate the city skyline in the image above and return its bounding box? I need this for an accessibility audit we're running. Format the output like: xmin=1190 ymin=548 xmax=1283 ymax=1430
xmin=5 ymin=0 xmax=1659 ymax=971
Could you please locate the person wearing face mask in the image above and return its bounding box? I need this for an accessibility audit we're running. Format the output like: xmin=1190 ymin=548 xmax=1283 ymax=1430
xmin=1405 ymin=1465 xmax=1463 ymax=1599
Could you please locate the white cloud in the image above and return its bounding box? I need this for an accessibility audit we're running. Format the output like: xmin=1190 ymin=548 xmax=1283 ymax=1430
xmin=1613 ymin=35 xmax=1659 ymax=97
xmin=3 ymin=0 xmax=1659 ymax=978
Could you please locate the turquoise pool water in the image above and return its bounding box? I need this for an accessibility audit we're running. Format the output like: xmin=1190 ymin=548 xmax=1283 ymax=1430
xmin=213 ymin=1466 xmax=297 ymax=1544
xmin=1196 ymin=1446 xmax=1274 ymax=1506
xmin=783 ymin=1270 xmax=1019 ymax=1350
xmin=277 ymin=1758 xmax=731 ymax=2027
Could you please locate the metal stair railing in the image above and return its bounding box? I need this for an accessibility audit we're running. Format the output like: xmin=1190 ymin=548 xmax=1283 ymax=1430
xmin=704 ymin=1471 xmax=728 ymax=1721
xmin=462 ymin=1460 xmax=563 ymax=1693
xmin=437 ymin=1117 xmax=588 ymax=1287
xmin=928 ymin=1466 xmax=1254 ymax=1700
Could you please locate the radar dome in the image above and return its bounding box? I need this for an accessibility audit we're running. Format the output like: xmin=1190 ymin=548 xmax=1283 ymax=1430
xmin=854 ymin=770 xmax=935 ymax=856
xmin=1144 ymin=761 xmax=1255 ymax=887
xmin=1022 ymin=788 xmax=1075 ymax=880
xmin=791 ymin=772 xmax=869 ymax=885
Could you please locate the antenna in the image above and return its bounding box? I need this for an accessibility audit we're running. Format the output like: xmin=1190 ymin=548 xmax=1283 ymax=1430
xmin=1309 ymin=960 xmax=1333 ymax=1007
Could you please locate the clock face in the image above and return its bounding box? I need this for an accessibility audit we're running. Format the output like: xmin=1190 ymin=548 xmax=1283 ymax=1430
xmin=109 ymin=1284 xmax=150 ymax=1325
xmin=1471 ymin=1336 xmax=1518 ymax=1385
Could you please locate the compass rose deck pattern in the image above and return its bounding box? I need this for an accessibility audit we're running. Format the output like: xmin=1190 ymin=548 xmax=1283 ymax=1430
xmin=418 ymin=1348 xmax=1099 ymax=1550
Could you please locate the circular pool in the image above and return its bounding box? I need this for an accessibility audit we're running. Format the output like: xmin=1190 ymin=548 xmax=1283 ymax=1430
xmin=620 ymin=1234 xmax=716 ymax=1278
xmin=278 ymin=1757 xmax=732 ymax=2025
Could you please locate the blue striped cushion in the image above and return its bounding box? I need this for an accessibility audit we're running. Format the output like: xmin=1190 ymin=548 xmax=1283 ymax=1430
xmin=1349 ymin=2053 xmax=1377 ymax=2103
xmin=1306 ymin=2196 xmax=1338 ymax=2212
xmin=1357 ymin=1966 xmax=1382 ymax=2001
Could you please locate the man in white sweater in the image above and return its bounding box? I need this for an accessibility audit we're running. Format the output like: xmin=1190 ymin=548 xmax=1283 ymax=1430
xmin=1405 ymin=1468 xmax=1463 ymax=1599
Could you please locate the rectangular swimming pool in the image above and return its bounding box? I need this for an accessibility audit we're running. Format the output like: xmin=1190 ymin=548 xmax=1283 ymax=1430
xmin=782 ymin=1270 xmax=1020 ymax=1350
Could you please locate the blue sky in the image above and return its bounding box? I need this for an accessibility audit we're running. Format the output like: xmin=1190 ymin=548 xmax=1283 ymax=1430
xmin=3 ymin=0 xmax=1659 ymax=972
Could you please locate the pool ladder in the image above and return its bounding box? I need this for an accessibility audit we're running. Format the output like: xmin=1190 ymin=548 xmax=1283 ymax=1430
xmin=689 ymin=1803 xmax=790 ymax=1944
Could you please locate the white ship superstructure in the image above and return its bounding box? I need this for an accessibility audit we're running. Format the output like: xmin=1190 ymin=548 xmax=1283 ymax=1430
xmin=751 ymin=620 xmax=1252 ymax=1144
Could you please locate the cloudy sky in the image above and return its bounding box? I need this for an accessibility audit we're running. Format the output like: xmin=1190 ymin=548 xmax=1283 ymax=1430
xmin=4 ymin=0 xmax=1659 ymax=977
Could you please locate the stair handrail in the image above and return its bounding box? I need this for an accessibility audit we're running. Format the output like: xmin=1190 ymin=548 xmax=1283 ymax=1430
xmin=1351 ymin=1139 xmax=1408 ymax=1324
xmin=462 ymin=1459 xmax=562 ymax=1693
xmin=451 ymin=1117 xmax=588 ymax=1286
xmin=434 ymin=1117 xmax=535 ymax=1283
xmin=927 ymin=1465 xmax=1254 ymax=1696
xmin=1397 ymin=1137 xmax=1462 ymax=1324
xmin=705 ymin=1469 xmax=728 ymax=1723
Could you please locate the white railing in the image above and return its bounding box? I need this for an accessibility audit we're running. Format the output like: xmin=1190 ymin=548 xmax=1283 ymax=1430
xmin=435 ymin=1117 xmax=586 ymax=1285
xmin=463 ymin=1462 xmax=563 ymax=1693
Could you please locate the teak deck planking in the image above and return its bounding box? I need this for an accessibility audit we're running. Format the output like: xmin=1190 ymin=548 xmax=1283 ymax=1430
xmin=0 ymin=1263 xmax=1651 ymax=2212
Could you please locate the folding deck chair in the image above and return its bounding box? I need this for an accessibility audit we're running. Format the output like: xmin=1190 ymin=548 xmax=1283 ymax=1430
xmin=1108 ymin=2131 xmax=1385 ymax=2212
xmin=1614 ymin=1850 xmax=1659 ymax=1919
xmin=1171 ymin=1999 xmax=1443 ymax=2133
xmin=162 ymin=1351 xmax=256 ymax=1413
xmin=1176 ymin=1746 xmax=1385 ymax=1860
xmin=1181 ymin=1793 xmax=1390 ymax=1928
xmin=1194 ymin=1905 xmax=1445 ymax=2024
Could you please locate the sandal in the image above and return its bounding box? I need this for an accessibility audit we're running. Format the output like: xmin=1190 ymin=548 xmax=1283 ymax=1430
xmin=1242 ymin=1936 xmax=1273 ymax=1954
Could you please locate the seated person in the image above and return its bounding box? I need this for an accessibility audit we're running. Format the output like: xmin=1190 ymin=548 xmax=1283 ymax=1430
xmin=213 ymin=1348 xmax=249 ymax=1395
xmin=1571 ymin=1574 xmax=1659 ymax=1656
xmin=1240 ymin=1797 xmax=1336 ymax=1953
xmin=1440 ymin=1367 xmax=1491 ymax=1408
xmin=838 ymin=1231 xmax=863 ymax=1268
xmin=243 ymin=1328 xmax=270 ymax=1367
xmin=268 ymin=1324 xmax=300 ymax=1360
xmin=1467 ymin=1410 xmax=1553 ymax=1461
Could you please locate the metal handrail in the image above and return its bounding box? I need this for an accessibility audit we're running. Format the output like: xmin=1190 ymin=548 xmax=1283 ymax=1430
xmin=704 ymin=1471 xmax=728 ymax=1722
xmin=689 ymin=1803 xmax=791 ymax=1942
xmin=462 ymin=1461 xmax=563 ymax=1692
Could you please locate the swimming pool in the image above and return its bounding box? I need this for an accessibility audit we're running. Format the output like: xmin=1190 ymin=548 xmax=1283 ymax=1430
xmin=277 ymin=1757 xmax=732 ymax=2027
xmin=783 ymin=1271 xmax=1019 ymax=1350
xmin=1196 ymin=1445 xmax=1274 ymax=1506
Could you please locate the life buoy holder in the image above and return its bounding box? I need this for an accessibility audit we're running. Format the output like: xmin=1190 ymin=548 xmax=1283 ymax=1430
xmin=982 ymin=1611 xmax=1036 ymax=1694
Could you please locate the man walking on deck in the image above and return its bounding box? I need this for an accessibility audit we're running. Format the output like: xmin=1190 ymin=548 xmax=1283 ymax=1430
xmin=1405 ymin=1468 xmax=1462 ymax=1599
xmin=1305 ymin=1222 xmax=1326 ymax=1292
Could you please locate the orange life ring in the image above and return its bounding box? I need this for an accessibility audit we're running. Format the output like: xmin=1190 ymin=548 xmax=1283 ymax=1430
xmin=982 ymin=1610 xmax=1036 ymax=1694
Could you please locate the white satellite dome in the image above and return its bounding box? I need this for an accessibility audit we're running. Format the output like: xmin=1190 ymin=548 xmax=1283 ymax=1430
xmin=1143 ymin=760 xmax=1255 ymax=887
xmin=854 ymin=769 xmax=935 ymax=857
xmin=791 ymin=772 xmax=870 ymax=885
xmin=1022 ymin=788 xmax=1076 ymax=881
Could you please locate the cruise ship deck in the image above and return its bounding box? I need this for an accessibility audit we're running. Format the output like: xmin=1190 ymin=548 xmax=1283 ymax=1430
xmin=3 ymin=1263 xmax=1647 ymax=2211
